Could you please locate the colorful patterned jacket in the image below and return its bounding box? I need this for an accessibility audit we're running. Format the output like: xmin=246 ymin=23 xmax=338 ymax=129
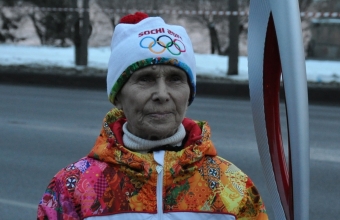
xmin=37 ymin=108 xmax=268 ymax=220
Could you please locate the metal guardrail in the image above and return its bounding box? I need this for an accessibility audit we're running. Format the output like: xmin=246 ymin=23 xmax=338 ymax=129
xmin=1 ymin=6 xmax=340 ymax=18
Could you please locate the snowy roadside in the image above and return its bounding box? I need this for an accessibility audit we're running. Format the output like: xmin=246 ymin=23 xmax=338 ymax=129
xmin=1 ymin=44 xmax=339 ymax=85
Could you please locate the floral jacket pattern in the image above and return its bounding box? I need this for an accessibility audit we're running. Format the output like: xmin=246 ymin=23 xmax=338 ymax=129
xmin=37 ymin=108 xmax=268 ymax=220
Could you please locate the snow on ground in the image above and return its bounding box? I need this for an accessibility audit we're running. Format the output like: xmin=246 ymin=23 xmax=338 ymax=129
xmin=1 ymin=44 xmax=339 ymax=83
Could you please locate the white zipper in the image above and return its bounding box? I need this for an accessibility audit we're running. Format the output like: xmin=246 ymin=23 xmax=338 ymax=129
xmin=156 ymin=164 xmax=164 ymax=220
xmin=153 ymin=151 xmax=165 ymax=220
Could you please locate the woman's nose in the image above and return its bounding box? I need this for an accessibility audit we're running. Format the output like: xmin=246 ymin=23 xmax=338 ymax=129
xmin=151 ymin=79 xmax=170 ymax=103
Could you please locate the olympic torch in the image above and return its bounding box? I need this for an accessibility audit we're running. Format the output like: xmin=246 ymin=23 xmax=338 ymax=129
xmin=247 ymin=0 xmax=310 ymax=219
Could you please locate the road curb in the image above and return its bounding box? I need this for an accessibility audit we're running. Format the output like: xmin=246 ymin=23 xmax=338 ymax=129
xmin=1 ymin=65 xmax=339 ymax=106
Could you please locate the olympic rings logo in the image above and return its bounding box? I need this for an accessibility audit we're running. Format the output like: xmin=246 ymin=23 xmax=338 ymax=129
xmin=139 ymin=35 xmax=186 ymax=55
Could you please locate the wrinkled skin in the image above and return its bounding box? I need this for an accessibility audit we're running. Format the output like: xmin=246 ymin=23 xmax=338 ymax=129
xmin=115 ymin=65 xmax=190 ymax=140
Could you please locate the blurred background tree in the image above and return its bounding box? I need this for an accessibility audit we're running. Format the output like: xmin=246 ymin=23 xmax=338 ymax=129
xmin=0 ymin=0 xmax=75 ymax=46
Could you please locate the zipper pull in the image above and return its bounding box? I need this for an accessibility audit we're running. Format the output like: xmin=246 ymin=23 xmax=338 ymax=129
xmin=156 ymin=165 xmax=163 ymax=174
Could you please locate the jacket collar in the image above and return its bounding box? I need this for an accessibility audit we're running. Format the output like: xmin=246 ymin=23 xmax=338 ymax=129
xmin=88 ymin=108 xmax=217 ymax=176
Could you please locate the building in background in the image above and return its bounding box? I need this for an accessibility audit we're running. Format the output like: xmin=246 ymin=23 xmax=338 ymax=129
xmin=309 ymin=18 xmax=340 ymax=60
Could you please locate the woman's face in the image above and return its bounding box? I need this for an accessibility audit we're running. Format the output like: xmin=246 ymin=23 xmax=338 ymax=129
xmin=115 ymin=65 xmax=190 ymax=140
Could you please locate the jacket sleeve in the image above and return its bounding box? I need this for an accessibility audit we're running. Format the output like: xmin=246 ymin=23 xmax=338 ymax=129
xmin=237 ymin=177 xmax=268 ymax=220
xmin=216 ymin=157 xmax=269 ymax=220
xmin=37 ymin=169 xmax=81 ymax=220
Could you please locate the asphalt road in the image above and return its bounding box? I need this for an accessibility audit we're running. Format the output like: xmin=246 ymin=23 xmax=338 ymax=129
xmin=0 ymin=84 xmax=339 ymax=220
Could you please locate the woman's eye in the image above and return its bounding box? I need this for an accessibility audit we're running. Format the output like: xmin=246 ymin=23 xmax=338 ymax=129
xmin=169 ymin=75 xmax=182 ymax=82
xmin=138 ymin=75 xmax=153 ymax=82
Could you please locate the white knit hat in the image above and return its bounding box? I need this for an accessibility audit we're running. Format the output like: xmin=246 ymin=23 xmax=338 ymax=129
xmin=106 ymin=12 xmax=196 ymax=105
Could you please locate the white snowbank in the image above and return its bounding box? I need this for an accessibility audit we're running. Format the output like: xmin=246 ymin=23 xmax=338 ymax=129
xmin=1 ymin=44 xmax=339 ymax=83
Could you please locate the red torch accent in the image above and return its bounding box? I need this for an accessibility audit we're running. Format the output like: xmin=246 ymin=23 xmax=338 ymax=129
xmin=263 ymin=13 xmax=294 ymax=220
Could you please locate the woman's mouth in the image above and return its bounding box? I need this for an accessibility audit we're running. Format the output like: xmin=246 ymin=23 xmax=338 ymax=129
xmin=148 ymin=112 xmax=172 ymax=119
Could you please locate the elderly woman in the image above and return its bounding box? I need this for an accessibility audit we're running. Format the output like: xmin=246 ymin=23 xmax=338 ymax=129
xmin=37 ymin=12 xmax=268 ymax=220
